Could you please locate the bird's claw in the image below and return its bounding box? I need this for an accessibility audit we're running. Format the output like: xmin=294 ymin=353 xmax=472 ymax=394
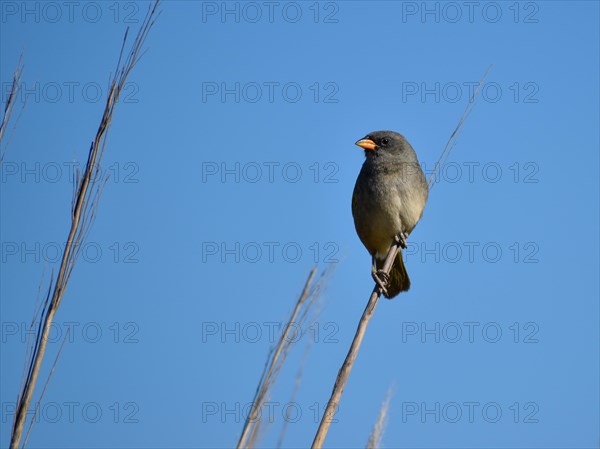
xmin=395 ymin=232 xmax=408 ymax=249
xmin=371 ymin=267 xmax=390 ymax=295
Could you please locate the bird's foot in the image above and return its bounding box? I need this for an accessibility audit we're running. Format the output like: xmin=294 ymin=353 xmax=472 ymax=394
xmin=371 ymin=266 xmax=390 ymax=295
xmin=395 ymin=232 xmax=408 ymax=249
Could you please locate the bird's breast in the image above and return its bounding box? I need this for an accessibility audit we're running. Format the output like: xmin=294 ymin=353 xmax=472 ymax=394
xmin=352 ymin=171 xmax=404 ymax=257
xmin=352 ymin=164 xmax=427 ymax=258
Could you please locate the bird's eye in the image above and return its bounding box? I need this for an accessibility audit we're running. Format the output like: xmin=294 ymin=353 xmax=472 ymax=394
xmin=381 ymin=138 xmax=390 ymax=146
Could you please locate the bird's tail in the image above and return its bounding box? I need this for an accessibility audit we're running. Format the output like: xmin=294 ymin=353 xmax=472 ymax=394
xmin=377 ymin=251 xmax=410 ymax=299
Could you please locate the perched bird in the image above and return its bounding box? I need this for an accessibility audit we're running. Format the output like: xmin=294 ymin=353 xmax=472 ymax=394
xmin=352 ymin=131 xmax=428 ymax=299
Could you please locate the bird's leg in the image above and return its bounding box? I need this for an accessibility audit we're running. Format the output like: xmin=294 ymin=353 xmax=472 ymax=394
xmin=395 ymin=232 xmax=408 ymax=250
xmin=371 ymin=256 xmax=389 ymax=295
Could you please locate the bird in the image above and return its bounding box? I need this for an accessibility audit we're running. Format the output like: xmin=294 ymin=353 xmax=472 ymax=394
xmin=352 ymin=130 xmax=428 ymax=299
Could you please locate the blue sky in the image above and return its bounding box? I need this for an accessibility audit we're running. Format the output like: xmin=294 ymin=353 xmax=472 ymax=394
xmin=1 ymin=1 xmax=599 ymax=448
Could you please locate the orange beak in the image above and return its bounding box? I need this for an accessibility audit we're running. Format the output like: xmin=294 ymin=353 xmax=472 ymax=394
xmin=355 ymin=138 xmax=377 ymax=151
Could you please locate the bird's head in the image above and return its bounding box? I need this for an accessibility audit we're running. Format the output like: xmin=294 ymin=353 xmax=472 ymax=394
xmin=355 ymin=130 xmax=412 ymax=160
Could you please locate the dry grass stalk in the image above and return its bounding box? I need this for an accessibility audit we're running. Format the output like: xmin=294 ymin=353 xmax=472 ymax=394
xmin=366 ymin=386 xmax=393 ymax=449
xmin=238 ymin=267 xmax=317 ymax=449
xmin=264 ymin=266 xmax=333 ymax=449
xmin=428 ymin=64 xmax=493 ymax=190
xmin=0 ymin=54 xmax=24 ymax=160
xmin=9 ymin=3 xmax=160 ymax=447
xmin=17 ymin=272 xmax=52 ymax=397
xmin=275 ymin=268 xmax=331 ymax=449
xmin=239 ymin=266 xmax=333 ymax=449
xmin=22 ymin=328 xmax=70 ymax=446
xmin=275 ymin=341 xmax=312 ymax=449
xmin=311 ymin=241 xmax=400 ymax=449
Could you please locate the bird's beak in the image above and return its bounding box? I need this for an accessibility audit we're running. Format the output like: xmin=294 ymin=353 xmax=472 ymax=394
xmin=355 ymin=138 xmax=377 ymax=151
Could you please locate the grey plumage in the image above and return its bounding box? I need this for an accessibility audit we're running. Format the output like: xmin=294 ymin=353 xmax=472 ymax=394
xmin=352 ymin=130 xmax=428 ymax=298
